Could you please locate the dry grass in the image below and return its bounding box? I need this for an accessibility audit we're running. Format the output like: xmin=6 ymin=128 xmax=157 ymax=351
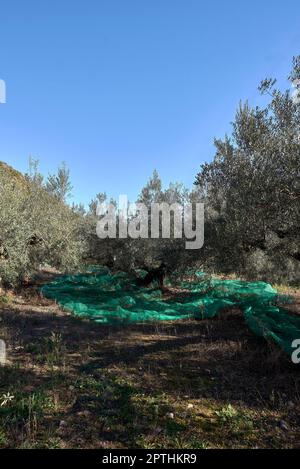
xmin=0 ymin=286 xmax=299 ymax=449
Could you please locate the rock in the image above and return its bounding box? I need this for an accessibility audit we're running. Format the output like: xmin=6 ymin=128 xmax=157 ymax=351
xmin=279 ymin=420 xmax=289 ymax=431
xmin=77 ymin=410 xmax=91 ymax=418
xmin=166 ymin=412 xmax=174 ymax=419
xmin=14 ymin=346 xmax=24 ymax=351
xmin=187 ymin=403 xmax=194 ymax=409
xmin=153 ymin=426 xmax=163 ymax=435
xmin=57 ymin=420 xmax=68 ymax=435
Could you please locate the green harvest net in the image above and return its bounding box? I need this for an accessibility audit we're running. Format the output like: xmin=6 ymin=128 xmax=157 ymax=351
xmin=41 ymin=267 xmax=300 ymax=356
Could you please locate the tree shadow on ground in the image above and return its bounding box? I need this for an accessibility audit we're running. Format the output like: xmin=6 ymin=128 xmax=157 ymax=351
xmin=2 ymin=304 xmax=299 ymax=409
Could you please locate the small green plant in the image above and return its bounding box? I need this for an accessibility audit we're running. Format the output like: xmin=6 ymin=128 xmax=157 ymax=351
xmin=44 ymin=437 xmax=61 ymax=449
xmin=173 ymin=437 xmax=208 ymax=449
xmin=215 ymin=404 xmax=237 ymax=422
xmin=0 ymin=295 xmax=9 ymax=304
xmin=0 ymin=392 xmax=15 ymax=407
xmin=44 ymin=332 xmax=64 ymax=366
xmin=215 ymin=404 xmax=254 ymax=436
xmin=0 ymin=428 xmax=7 ymax=446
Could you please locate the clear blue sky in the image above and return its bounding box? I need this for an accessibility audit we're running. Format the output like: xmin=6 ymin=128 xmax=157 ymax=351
xmin=0 ymin=0 xmax=299 ymax=205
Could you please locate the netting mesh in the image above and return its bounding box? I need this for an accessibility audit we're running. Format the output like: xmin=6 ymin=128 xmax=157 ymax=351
xmin=41 ymin=268 xmax=299 ymax=356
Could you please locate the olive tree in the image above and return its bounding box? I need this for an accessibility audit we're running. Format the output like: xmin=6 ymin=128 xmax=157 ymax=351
xmin=0 ymin=162 xmax=86 ymax=287
xmin=195 ymin=57 xmax=300 ymax=283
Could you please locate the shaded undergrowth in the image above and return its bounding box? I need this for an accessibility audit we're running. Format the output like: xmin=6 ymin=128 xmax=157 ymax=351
xmin=0 ymin=294 xmax=299 ymax=448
